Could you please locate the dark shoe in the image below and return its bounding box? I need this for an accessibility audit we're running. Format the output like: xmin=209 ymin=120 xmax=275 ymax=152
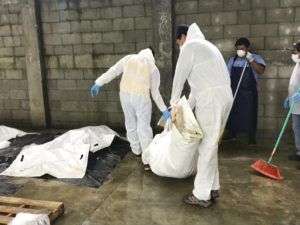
xmin=183 ymin=194 xmax=213 ymax=208
xmin=144 ymin=164 xmax=151 ymax=171
xmin=288 ymin=154 xmax=300 ymax=161
xmin=211 ymin=190 xmax=220 ymax=201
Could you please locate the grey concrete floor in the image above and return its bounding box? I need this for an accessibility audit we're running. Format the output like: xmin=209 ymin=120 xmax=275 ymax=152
xmin=13 ymin=141 xmax=300 ymax=225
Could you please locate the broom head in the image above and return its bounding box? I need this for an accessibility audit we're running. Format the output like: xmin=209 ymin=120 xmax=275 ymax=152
xmin=251 ymin=159 xmax=283 ymax=180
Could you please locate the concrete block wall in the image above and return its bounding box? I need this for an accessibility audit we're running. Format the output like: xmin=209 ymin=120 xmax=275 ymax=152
xmin=0 ymin=0 xmax=30 ymax=126
xmin=175 ymin=0 xmax=300 ymax=141
xmin=39 ymin=0 xmax=154 ymax=128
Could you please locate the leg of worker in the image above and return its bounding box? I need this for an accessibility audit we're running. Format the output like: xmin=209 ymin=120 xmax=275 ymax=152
xmin=120 ymin=93 xmax=142 ymax=155
xmin=193 ymin=103 xmax=223 ymax=201
xmin=292 ymin=114 xmax=300 ymax=156
xmin=135 ymin=96 xmax=153 ymax=152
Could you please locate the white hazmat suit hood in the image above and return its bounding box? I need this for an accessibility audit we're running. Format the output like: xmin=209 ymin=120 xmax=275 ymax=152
xmin=170 ymin=23 xmax=233 ymax=201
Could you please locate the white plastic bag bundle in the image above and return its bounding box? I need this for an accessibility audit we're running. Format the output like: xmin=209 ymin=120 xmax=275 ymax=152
xmin=9 ymin=213 xmax=50 ymax=225
xmin=0 ymin=126 xmax=27 ymax=149
xmin=142 ymin=97 xmax=203 ymax=178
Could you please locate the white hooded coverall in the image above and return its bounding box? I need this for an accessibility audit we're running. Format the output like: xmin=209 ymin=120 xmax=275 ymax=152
xmin=170 ymin=23 xmax=233 ymax=201
xmin=95 ymin=49 xmax=167 ymax=155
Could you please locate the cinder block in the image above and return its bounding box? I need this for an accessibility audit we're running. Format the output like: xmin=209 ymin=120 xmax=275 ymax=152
xmin=42 ymin=23 xmax=52 ymax=34
xmin=238 ymin=10 xmax=265 ymax=24
xmin=4 ymin=100 xmax=21 ymax=110
xmin=175 ymin=15 xmax=186 ymax=25
xmin=8 ymin=3 xmax=22 ymax=13
xmin=198 ymin=0 xmax=223 ymax=12
xmin=265 ymin=37 xmax=293 ymax=50
xmin=250 ymin=37 xmax=265 ymax=50
xmin=48 ymin=0 xmax=68 ymax=11
xmin=44 ymin=34 xmax=62 ymax=45
xmin=186 ymin=13 xmax=211 ymax=26
xmin=75 ymin=54 xmax=93 ymax=68
xmin=47 ymin=69 xmax=65 ymax=80
xmin=99 ymin=7 xmax=122 ymax=19
xmin=93 ymin=43 xmax=114 ymax=54
xmin=76 ymin=80 xmax=94 ymax=90
xmin=21 ymin=100 xmax=29 ymax=110
xmin=70 ymin=21 xmax=92 ymax=33
xmin=82 ymin=33 xmax=102 ymax=44
xmin=263 ymin=65 xmax=278 ymax=78
xmin=224 ymin=0 xmax=250 ymax=10
xmin=175 ymin=1 xmax=198 ymax=14
xmin=61 ymin=101 xmax=79 ymax=111
xmin=59 ymin=55 xmax=74 ymax=69
xmin=136 ymin=42 xmax=152 ymax=51
xmin=279 ymin=23 xmax=300 ymax=36
xmin=145 ymin=5 xmax=152 ymax=16
xmin=103 ymin=31 xmax=123 ymax=43
xmin=112 ymin=0 xmax=133 ymax=6
xmin=80 ymin=9 xmax=99 ymax=20
xmin=15 ymin=57 xmax=26 ymax=69
xmin=90 ymin=0 xmax=111 ymax=8
xmin=59 ymin=10 xmax=80 ymax=21
xmin=278 ymin=65 xmax=294 ymax=78
xmin=57 ymin=80 xmax=77 ymax=90
xmin=124 ymin=30 xmax=146 ymax=42
xmin=123 ymin=5 xmax=145 ymax=17
xmin=213 ymin=39 xmax=236 ymax=52
xmin=0 ymin=57 xmax=14 ymax=68
xmin=92 ymin=20 xmax=113 ymax=32
xmin=44 ymin=45 xmax=54 ymax=55
xmin=41 ymin=11 xmax=60 ymax=22
xmin=224 ymin=25 xmax=250 ymax=38
xmin=12 ymin=110 xmax=30 ymax=120
xmin=83 ymin=69 xmax=99 ymax=80
xmin=51 ymin=22 xmax=71 ymax=34
xmin=281 ymin=0 xmax=300 ymax=7
xmin=95 ymin=54 xmax=123 ymax=68
xmin=113 ymin=18 xmax=134 ymax=30
xmin=266 ymin=8 xmax=294 ymax=23
xmin=0 ymin=25 xmax=11 ymax=36
xmin=0 ymin=47 xmax=13 ymax=56
xmin=296 ymin=7 xmax=300 ymax=21
xmin=11 ymin=25 xmax=22 ymax=35
xmin=47 ymin=80 xmax=57 ymax=90
xmin=62 ymin=33 xmax=81 ymax=45
xmin=10 ymin=89 xmax=27 ymax=100
xmin=252 ymin=0 xmax=280 ymax=8
xmin=251 ymin=24 xmax=278 ymax=37
xmin=73 ymin=44 xmax=93 ymax=54
xmin=212 ymin=12 xmax=237 ymax=25
xmin=134 ymin=17 xmax=152 ymax=30
xmin=5 ymin=69 xmax=22 ymax=79
xmin=114 ymin=43 xmax=136 ymax=53
xmin=64 ymin=70 xmax=84 ymax=80
xmin=54 ymin=46 xmax=73 ymax=55
xmin=146 ymin=30 xmax=153 ymax=43
xmin=46 ymin=56 xmax=59 ymax=69
xmin=201 ymin=26 xmax=223 ymax=39
xmin=3 ymin=36 xmax=21 ymax=47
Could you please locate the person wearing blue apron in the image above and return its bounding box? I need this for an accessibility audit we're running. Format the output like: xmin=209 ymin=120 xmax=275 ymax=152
xmin=226 ymin=38 xmax=266 ymax=145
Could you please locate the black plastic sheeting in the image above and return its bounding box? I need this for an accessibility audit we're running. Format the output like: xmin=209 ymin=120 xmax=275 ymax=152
xmin=0 ymin=132 xmax=130 ymax=192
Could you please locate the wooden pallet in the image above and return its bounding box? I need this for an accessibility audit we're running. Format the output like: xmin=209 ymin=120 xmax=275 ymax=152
xmin=0 ymin=196 xmax=64 ymax=224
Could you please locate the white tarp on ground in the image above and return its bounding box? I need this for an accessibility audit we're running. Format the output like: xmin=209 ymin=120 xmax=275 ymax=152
xmin=0 ymin=126 xmax=27 ymax=149
xmin=1 ymin=126 xmax=119 ymax=179
xmin=142 ymin=97 xmax=203 ymax=178
xmin=9 ymin=213 xmax=50 ymax=225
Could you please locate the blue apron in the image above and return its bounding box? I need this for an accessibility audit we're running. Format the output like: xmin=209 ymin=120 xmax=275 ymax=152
xmin=227 ymin=56 xmax=258 ymax=137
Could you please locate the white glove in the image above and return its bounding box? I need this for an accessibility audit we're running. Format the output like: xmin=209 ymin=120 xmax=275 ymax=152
xmin=246 ymin=52 xmax=254 ymax=62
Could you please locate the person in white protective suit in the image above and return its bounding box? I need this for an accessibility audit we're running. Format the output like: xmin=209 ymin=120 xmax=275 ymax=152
xmin=170 ymin=23 xmax=233 ymax=208
xmin=90 ymin=48 xmax=171 ymax=156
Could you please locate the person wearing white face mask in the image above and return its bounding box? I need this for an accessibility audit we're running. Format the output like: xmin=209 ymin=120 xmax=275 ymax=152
xmin=284 ymin=42 xmax=300 ymax=162
xmin=224 ymin=37 xmax=266 ymax=145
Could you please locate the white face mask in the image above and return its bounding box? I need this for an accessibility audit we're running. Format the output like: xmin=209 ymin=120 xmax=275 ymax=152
xmin=237 ymin=50 xmax=246 ymax=57
xmin=291 ymin=54 xmax=300 ymax=63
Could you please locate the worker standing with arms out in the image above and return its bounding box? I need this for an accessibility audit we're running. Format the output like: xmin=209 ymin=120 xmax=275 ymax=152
xmin=225 ymin=38 xmax=266 ymax=145
xmin=90 ymin=48 xmax=170 ymax=156
xmin=170 ymin=23 xmax=233 ymax=207
xmin=284 ymin=42 xmax=300 ymax=162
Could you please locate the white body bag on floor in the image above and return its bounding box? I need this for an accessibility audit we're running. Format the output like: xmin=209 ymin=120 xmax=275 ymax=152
xmin=1 ymin=126 xmax=118 ymax=179
xmin=0 ymin=126 xmax=27 ymax=149
xmin=9 ymin=213 xmax=50 ymax=225
xmin=142 ymin=97 xmax=203 ymax=178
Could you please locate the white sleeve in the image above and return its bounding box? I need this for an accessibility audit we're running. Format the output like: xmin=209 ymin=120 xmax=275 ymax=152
xmin=188 ymin=92 xmax=196 ymax=110
xmin=150 ymin=66 xmax=167 ymax=112
xmin=95 ymin=55 xmax=129 ymax=86
xmin=170 ymin=45 xmax=193 ymax=106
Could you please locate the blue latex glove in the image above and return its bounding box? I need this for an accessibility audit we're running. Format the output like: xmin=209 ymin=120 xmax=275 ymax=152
xmin=283 ymin=97 xmax=289 ymax=109
xmin=290 ymin=92 xmax=300 ymax=104
xmin=90 ymin=84 xmax=101 ymax=97
xmin=162 ymin=110 xmax=171 ymax=121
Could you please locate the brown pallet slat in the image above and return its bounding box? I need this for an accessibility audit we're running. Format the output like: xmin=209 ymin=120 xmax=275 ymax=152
xmin=0 ymin=196 xmax=64 ymax=224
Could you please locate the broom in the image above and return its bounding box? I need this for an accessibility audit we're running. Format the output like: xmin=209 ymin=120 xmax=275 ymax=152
xmin=251 ymin=100 xmax=295 ymax=180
